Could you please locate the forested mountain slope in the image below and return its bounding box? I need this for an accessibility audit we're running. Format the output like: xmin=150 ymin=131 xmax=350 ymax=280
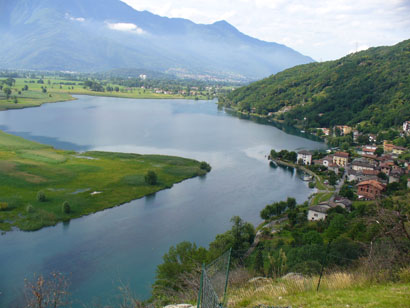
xmin=221 ymin=39 xmax=410 ymax=132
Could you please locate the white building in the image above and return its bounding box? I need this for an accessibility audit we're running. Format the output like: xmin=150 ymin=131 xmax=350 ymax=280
xmin=297 ymin=150 xmax=313 ymax=165
xmin=403 ymin=121 xmax=410 ymax=135
xmin=308 ymin=204 xmax=330 ymax=221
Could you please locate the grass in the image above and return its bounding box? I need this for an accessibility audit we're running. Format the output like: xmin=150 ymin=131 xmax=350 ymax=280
xmin=0 ymin=77 xmax=208 ymax=111
xmin=311 ymin=192 xmax=334 ymax=205
xmin=0 ymin=130 xmax=209 ymax=231
xmin=227 ymin=272 xmax=410 ymax=308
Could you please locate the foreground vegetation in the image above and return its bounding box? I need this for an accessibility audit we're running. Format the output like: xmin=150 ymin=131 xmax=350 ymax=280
xmin=0 ymin=131 xmax=210 ymax=231
xmin=148 ymin=183 xmax=409 ymax=307
xmin=228 ymin=271 xmax=410 ymax=308
xmin=220 ymin=39 xmax=410 ymax=134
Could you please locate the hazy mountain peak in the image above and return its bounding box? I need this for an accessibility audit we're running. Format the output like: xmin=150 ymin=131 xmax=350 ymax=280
xmin=0 ymin=0 xmax=314 ymax=81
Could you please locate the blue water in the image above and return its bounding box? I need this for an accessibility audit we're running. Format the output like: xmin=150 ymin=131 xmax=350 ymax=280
xmin=0 ymin=96 xmax=326 ymax=307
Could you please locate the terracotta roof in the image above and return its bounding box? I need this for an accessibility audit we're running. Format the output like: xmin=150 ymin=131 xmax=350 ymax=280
xmin=363 ymin=170 xmax=378 ymax=175
xmin=335 ymin=152 xmax=349 ymax=158
xmin=357 ymin=180 xmax=386 ymax=191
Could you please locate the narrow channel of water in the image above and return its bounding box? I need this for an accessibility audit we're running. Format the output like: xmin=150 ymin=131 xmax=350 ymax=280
xmin=0 ymin=96 xmax=326 ymax=307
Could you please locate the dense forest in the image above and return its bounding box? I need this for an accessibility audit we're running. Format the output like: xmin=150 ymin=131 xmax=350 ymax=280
xmin=220 ymin=39 xmax=410 ymax=133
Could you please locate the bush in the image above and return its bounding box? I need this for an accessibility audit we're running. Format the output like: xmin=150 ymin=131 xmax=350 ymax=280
xmin=0 ymin=202 xmax=8 ymax=211
xmin=62 ymin=201 xmax=70 ymax=214
xmin=199 ymin=161 xmax=211 ymax=172
xmin=37 ymin=191 xmax=46 ymax=202
xmin=308 ymin=181 xmax=315 ymax=189
xmin=26 ymin=204 xmax=34 ymax=213
xmin=145 ymin=170 xmax=158 ymax=185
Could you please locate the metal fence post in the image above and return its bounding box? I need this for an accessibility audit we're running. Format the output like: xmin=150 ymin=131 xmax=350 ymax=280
xmin=197 ymin=263 xmax=205 ymax=308
xmin=222 ymin=248 xmax=232 ymax=306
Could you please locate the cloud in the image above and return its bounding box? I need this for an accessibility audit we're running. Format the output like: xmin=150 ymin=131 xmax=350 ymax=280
xmin=106 ymin=22 xmax=146 ymax=35
xmin=121 ymin=0 xmax=410 ymax=61
xmin=65 ymin=13 xmax=85 ymax=22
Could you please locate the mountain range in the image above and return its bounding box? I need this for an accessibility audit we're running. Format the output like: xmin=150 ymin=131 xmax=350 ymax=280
xmin=0 ymin=0 xmax=313 ymax=81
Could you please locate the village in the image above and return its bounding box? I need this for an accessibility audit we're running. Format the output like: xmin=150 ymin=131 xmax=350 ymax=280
xmin=290 ymin=120 xmax=410 ymax=222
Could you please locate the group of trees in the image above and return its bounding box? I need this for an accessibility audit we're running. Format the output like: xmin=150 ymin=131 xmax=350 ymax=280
xmin=260 ymin=197 xmax=296 ymax=220
xmin=270 ymin=149 xmax=297 ymax=163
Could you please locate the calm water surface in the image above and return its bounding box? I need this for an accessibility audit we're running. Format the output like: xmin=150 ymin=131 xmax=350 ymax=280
xmin=0 ymin=96 xmax=326 ymax=307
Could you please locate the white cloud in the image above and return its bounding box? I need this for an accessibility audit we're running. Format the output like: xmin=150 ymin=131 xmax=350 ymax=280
xmin=121 ymin=0 xmax=410 ymax=61
xmin=106 ymin=22 xmax=146 ymax=35
xmin=65 ymin=13 xmax=85 ymax=22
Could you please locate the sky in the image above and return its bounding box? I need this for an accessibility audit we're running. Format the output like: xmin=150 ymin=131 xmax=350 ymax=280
xmin=122 ymin=0 xmax=410 ymax=61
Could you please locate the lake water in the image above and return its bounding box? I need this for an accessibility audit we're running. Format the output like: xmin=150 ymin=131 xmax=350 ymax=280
xmin=0 ymin=96 xmax=326 ymax=307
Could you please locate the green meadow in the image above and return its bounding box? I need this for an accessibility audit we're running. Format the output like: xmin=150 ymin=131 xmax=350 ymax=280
xmin=0 ymin=130 xmax=209 ymax=232
xmin=0 ymin=77 xmax=207 ymax=111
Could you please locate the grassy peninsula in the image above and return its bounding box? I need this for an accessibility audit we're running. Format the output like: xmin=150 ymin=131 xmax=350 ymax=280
xmin=0 ymin=130 xmax=209 ymax=232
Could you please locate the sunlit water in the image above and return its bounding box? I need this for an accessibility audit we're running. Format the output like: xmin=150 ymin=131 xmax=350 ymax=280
xmin=0 ymin=96 xmax=326 ymax=307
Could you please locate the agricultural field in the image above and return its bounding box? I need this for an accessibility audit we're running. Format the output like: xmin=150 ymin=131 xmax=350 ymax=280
xmin=0 ymin=130 xmax=209 ymax=232
xmin=0 ymin=77 xmax=208 ymax=111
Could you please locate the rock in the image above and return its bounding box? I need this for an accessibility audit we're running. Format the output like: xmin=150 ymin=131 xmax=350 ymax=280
xmin=282 ymin=272 xmax=305 ymax=280
xmin=248 ymin=277 xmax=272 ymax=283
xmin=164 ymin=304 xmax=195 ymax=308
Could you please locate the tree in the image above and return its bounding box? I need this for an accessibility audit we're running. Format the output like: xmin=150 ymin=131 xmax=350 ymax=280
xmin=37 ymin=191 xmax=46 ymax=202
xmin=199 ymin=161 xmax=211 ymax=172
xmin=375 ymin=147 xmax=384 ymax=156
xmin=3 ymin=87 xmax=11 ymax=99
xmin=62 ymin=201 xmax=71 ymax=214
xmin=145 ymin=170 xmax=157 ymax=185
xmin=24 ymin=272 xmax=70 ymax=308
xmin=287 ymin=197 xmax=297 ymax=210
xmin=254 ymin=249 xmax=264 ymax=274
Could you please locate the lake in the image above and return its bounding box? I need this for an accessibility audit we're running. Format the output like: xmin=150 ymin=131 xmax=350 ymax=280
xmin=0 ymin=96 xmax=326 ymax=307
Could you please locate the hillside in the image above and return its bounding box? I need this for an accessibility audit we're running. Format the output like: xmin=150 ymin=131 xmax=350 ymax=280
xmin=0 ymin=0 xmax=313 ymax=81
xmin=220 ymin=39 xmax=410 ymax=132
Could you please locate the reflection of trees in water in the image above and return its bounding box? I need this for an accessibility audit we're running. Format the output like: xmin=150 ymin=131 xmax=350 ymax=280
xmin=222 ymin=108 xmax=323 ymax=142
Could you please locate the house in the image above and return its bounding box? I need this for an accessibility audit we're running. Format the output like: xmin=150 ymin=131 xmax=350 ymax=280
xmin=403 ymin=121 xmax=410 ymax=135
xmin=333 ymin=152 xmax=349 ymax=167
xmin=322 ymin=155 xmax=333 ymax=167
xmin=353 ymin=130 xmax=360 ymax=142
xmin=328 ymin=163 xmax=339 ymax=175
xmin=318 ymin=128 xmax=330 ymax=136
xmin=392 ymin=146 xmax=406 ymax=155
xmin=383 ymin=141 xmax=395 ymax=153
xmin=369 ymin=134 xmax=377 ymax=143
xmin=380 ymin=162 xmax=393 ymax=175
xmin=335 ymin=125 xmax=352 ymax=136
xmin=297 ymin=150 xmax=313 ymax=165
xmin=360 ymin=146 xmax=377 ymax=156
xmin=357 ymin=180 xmax=386 ymax=200
xmin=308 ymin=204 xmax=330 ymax=221
xmin=351 ymin=158 xmax=375 ymax=172
xmin=334 ymin=197 xmax=353 ymax=209
xmin=389 ymin=169 xmax=403 ymax=184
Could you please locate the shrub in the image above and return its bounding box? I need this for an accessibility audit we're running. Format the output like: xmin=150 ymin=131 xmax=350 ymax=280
xmin=145 ymin=170 xmax=158 ymax=185
xmin=308 ymin=181 xmax=315 ymax=189
xmin=26 ymin=204 xmax=34 ymax=213
xmin=62 ymin=201 xmax=70 ymax=214
xmin=199 ymin=161 xmax=211 ymax=172
xmin=0 ymin=202 xmax=8 ymax=211
xmin=37 ymin=191 xmax=46 ymax=202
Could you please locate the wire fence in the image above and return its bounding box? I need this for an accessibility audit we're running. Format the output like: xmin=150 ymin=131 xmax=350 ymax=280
xmin=197 ymin=249 xmax=232 ymax=308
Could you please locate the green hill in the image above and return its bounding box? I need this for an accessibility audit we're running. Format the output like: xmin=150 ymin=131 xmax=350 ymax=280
xmin=220 ymin=39 xmax=410 ymax=133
